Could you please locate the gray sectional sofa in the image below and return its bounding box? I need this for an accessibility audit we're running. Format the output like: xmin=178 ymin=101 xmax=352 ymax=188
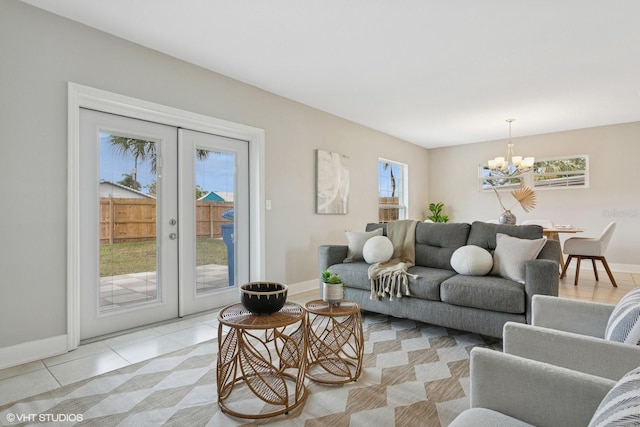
xmin=318 ymin=221 xmax=560 ymax=338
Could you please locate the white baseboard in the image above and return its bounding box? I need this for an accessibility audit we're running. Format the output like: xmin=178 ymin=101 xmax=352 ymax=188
xmin=566 ymin=262 xmax=640 ymax=275
xmin=0 ymin=335 xmax=68 ymax=370
xmin=608 ymin=263 xmax=640 ymax=274
xmin=287 ymin=279 xmax=319 ymax=295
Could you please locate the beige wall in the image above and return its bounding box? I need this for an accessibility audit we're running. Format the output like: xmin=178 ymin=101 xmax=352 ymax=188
xmin=428 ymin=122 xmax=640 ymax=268
xmin=0 ymin=0 xmax=430 ymax=349
xmin=3 ymin=0 xmax=638 ymax=358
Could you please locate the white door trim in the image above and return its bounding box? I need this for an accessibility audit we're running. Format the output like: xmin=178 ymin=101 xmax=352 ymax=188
xmin=67 ymin=82 xmax=265 ymax=350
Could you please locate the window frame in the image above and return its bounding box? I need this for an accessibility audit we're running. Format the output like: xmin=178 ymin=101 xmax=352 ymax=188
xmin=479 ymin=154 xmax=589 ymax=191
xmin=531 ymin=154 xmax=589 ymax=190
xmin=378 ymin=158 xmax=408 ymax=223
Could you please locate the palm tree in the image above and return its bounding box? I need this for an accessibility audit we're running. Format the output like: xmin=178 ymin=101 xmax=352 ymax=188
xmin=108 ymin=136 xmax=212 ymax=189
xmin=382 ymin=162 xmax=396 ymax=198
xmin=108 ymin=136 xmax=154 ymax=185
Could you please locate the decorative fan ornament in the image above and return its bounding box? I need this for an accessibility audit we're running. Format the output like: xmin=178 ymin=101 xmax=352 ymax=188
xmin=511 ymin=187 xmax=537 ymax=213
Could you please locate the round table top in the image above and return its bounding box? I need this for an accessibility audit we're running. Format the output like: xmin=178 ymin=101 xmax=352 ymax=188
xmin=305 ymin=299 xmax=360 ymax=316
xmin=543 ymin=227 xmax=583 ymax=234
xmin=218 ymin=302 xmax=304 ymax=329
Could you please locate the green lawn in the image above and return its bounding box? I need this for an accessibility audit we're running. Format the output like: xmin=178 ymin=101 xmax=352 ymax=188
xmin=100 ymin=237 xmax=228 ymax=276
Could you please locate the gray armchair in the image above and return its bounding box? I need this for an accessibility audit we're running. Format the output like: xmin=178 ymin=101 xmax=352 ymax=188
xmin=449 ymin=347 xmax=614 ymax=427
xmin=503 ymin=294 xmax=640 ymax=381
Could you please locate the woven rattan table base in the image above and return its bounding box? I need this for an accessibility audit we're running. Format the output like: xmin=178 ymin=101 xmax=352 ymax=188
xmin=216 ymin=302 xmax=307 ymax=419
xmin=305 ymin=300 xmax=364 ymax=384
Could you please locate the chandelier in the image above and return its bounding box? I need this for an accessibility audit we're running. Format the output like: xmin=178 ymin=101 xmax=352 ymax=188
xmin=487 ymin=119 xmax=534 ymax=178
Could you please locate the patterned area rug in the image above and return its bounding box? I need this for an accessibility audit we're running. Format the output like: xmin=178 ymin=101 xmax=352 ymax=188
xmin=1 ymin=314 xmax=501 ymax=426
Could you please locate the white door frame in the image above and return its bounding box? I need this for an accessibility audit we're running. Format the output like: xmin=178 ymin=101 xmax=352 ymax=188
xmin=67 ymin=82 xmax=265 ymax=349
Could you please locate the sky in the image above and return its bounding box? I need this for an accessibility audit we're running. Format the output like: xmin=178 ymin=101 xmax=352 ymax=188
xmin=99 ymin=134 xmax=235 ymax=195
xmin=378 ymin=161 xmax=401 ymax=197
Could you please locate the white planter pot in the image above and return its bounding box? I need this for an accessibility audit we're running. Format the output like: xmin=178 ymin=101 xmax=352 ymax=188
xmin=322 ymin=282 xmax=344 ymax=305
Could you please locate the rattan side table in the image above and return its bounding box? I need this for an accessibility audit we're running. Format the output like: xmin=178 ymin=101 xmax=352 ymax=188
xmin=305 ymin=299 xmax=364 ymax=384
xmin=216 ymin=302 xmax=307 ymax=419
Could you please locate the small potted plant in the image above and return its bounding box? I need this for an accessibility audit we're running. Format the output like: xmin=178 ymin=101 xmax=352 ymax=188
xmin=322 ymin=269 xmax=343 ymax=306
xmin=427 ymin=202 xmax=449 ymax=223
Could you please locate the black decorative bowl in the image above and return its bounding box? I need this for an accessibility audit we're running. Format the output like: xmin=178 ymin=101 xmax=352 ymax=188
xmin=239 ymin=282 xmax=288 ymax=315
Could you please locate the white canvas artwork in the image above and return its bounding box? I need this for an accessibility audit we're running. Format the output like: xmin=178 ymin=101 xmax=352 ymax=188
xmin=316 ymin=149 xmax=350 ymax=214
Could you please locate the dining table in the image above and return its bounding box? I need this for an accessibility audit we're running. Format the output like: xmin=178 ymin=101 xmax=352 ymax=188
xmin=542 ymin=226 xmax=583 ymax=271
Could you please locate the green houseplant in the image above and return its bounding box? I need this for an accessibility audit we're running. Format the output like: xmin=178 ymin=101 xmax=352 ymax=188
xmin=427 ymin=202 xmax=449 ymax=223
xmin=322 ymin=269 xmax=343 ymax=305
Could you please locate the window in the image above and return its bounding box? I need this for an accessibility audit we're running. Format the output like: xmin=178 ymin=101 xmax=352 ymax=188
xmin=479 ymin=154 xmax=589 ymax=191
xmin=532 ymin=155 xmax=589 ymax=189
xmin=479 ymin=167 xmax=523 ymax=191
xmin=378 ymin=159 xmax=407 ymax=223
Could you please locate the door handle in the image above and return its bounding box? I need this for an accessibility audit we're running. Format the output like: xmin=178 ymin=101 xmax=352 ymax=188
xmin=169 ymin=233 xmax=177 ymax=240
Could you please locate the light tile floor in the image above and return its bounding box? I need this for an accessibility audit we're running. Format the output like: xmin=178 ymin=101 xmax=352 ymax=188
xmin=0 ymin=290 xmax=317 ymax=406
xmin=1 ymin=270 xmax=638 ymax=407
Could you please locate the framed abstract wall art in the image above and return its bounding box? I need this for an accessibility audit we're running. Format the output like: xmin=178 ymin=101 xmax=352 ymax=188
xmin=316 ymin=149 xmax=350 ymax=214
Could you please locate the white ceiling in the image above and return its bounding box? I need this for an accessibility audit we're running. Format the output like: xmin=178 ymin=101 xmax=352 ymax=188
xmin=20 ymin=0 xmax=640 ymax=148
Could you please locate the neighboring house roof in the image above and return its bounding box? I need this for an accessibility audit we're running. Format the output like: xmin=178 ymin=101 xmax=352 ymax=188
xmin=216 ymin=192 xmax=234 ymax=202
xmin=199 ymin=191 xmax=225 ymax=202
xmin=99 ymin=180 xmax=155 ymax=199
xmin=199 ymin=191 xmax=234 ymax=202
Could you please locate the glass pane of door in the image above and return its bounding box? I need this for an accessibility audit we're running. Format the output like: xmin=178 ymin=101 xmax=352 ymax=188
xmin=178 ymin=128 xmax=249 ymax=316
xmin=195 ymin=149 xmax=236 ymax=292
xmin=99 ymin=134 xmax=159 ymax=311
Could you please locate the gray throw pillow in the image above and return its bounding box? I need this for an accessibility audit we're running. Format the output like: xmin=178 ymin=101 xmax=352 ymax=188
xmin=588 ymin=366 xmax=640 ymax=427
xmin=344 ymin=228 xmax=383 ymax=262
xmin=490 ymin=233 xmax=546 ymax=283
xmin=605 ymin=287 xmax=640 ymax=345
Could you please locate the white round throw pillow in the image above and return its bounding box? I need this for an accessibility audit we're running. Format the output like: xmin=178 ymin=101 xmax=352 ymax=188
xmin=363 ymin=236 xmax=394 ymax=264
xmin=450 ymin=245 xmax=493 ymax=276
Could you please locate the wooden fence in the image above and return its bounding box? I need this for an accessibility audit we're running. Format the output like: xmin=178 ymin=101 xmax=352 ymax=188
xmin=100 ymin=198 xmax=233 ymax=244
xmin=378 ymin=197 xmax=400 ymax=223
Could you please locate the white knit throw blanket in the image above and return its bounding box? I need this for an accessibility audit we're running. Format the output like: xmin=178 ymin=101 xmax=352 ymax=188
xmin=368 ymin=219 xmax=420 ymax=301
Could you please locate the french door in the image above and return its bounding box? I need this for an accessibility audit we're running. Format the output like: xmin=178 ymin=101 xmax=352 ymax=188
xmin=178 ymin=128 xmax=249 ymax=315
xmin=79 ymin=109 xmax=249 ymax=340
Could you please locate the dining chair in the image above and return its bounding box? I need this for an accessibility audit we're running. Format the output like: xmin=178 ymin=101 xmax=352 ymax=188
xmin=560 ymin=221 xmax=617 ymax=287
